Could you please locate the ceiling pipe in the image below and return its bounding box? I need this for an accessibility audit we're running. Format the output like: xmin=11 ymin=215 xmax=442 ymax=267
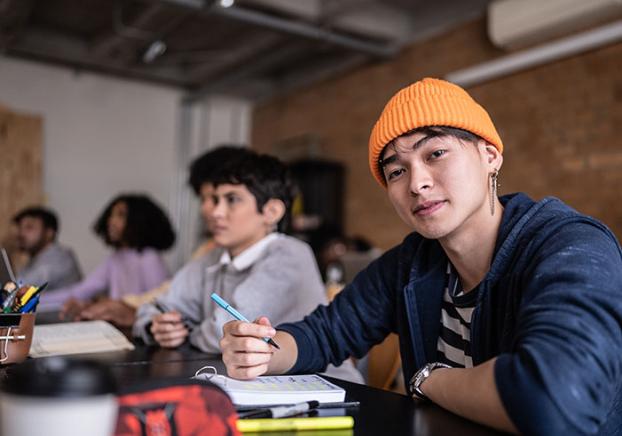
xmin=211 ymin=4 xmax=398 ymax=58
xmin=446 ymin=19 xmax=622 ymax=87
xmin=153 ymin=0 xmax=398 ymax=58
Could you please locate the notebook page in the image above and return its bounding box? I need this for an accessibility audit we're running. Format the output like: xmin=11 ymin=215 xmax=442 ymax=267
xmin=197 ymin=373 xmax=346 ymax=405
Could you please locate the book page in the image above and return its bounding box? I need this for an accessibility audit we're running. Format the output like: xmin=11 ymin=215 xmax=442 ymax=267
xmin=30 ymin=320 xmax=135 ymax=358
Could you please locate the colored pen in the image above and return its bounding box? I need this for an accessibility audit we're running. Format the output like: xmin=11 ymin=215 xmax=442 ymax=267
xmin=210 ymin=293 xmax=280 ymax=349
xmin=153 ymin=300 xmax=192 ymax=328
xmin=239 ymin=400 xmax=319 ymax=419
xmin=19 ymin=282 xmax=47 ymax=306
xmin=236 ymin=416 xmax=354 ymax=432
xmin=153 ymin=300 xmax=172 ymax=314
xmin=18 ymin=286 xmax=37 ymax=306
xmin=236 ymin=401 xmax=360 ymax=411
xmin=20 ymin=295 xmax=40 ymax=313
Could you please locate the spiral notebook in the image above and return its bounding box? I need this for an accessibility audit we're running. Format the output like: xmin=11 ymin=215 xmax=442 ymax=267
xmin=194 ymin=371 xmax=346 ymax=406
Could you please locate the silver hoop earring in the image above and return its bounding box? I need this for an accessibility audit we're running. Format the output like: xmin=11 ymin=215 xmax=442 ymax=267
xmin=490 ymin=169 xmax=499 ymax=216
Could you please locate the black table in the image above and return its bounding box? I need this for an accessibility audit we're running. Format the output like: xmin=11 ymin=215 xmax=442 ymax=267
xmin=97 ymin=343 xmax=500 ymax=436
xmin=2 ymin=319 xmax=501 ymax=436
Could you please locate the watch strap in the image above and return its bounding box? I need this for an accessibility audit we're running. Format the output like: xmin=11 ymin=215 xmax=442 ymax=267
xmin=409 ymin=362 xmax=452 ymax=401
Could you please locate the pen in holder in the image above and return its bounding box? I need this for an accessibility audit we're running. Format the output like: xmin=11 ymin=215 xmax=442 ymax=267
xmin=0 ymin=313 xmax=35 ymax=364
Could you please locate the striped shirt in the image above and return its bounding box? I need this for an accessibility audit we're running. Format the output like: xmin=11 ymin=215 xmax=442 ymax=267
xmin=436 ymin=263 xmax=479 ymax=368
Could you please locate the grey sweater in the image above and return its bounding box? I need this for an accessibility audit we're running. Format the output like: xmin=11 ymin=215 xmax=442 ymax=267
xmin=18 ymin=243 xmax=82 ymax=291
xmin=134 ymin=234 xmax=328 ymax=353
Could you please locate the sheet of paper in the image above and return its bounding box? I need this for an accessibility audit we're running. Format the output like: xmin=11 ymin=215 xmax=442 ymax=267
xmin=30 ymin=320 xmax=135 ymax=358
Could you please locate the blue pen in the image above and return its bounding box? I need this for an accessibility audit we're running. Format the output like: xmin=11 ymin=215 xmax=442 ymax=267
xmin=210 ymin=293 xmax=280 ymax=349
xmin=20 ymin=295 xmax=39 ymax=313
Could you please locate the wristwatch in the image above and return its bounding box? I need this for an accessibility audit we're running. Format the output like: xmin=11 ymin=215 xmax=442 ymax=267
xmin=409 ymin=362 xmax=451 ymax=401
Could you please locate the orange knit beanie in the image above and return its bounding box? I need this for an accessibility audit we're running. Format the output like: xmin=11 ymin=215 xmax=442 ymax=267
xmin=368 ymin=78 xmax=504 ymax=187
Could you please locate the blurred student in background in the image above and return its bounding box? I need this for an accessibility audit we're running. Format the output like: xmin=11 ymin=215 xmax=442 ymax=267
xmin=77 ymin=145 xmax=251 ymax=327
xmin=133 ymin=150 xmax=362 ymax=382
xmin=39 ymin=194 xmax=175 ymax=314
xmin=12 ymin=206 xmax=82 ymax=290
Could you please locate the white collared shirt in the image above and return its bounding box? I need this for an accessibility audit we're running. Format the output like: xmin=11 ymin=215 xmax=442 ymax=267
xmin=215 ymin=232 xmax=281 ymax=272
xmin=136 ymin=231 xmax=326 ymax=353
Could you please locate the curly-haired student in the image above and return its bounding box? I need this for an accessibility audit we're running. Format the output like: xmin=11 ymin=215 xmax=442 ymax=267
xmin=41 ymin=194 xmax=175 ymax=314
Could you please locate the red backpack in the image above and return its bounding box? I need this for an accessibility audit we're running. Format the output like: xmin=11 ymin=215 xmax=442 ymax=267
xmin=115 ymin=378 xmax=240 ymax=436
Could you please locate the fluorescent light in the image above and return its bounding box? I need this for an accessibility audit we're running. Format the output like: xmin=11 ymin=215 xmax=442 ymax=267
xmin=142 ymin=40 xmax=167 ymax=63
xmin=220 ymin=0 xmax=234 ymax=8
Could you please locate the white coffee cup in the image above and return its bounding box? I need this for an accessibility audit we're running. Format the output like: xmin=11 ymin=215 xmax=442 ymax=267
xmin=0 ymin=357 xmax=118 ymax=436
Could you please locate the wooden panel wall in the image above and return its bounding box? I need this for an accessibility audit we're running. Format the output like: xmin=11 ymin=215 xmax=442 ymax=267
xmin=252 ymin=19 xmax=622 ymax=249
xmin=0 ymin=104 xmax=44 ymax=255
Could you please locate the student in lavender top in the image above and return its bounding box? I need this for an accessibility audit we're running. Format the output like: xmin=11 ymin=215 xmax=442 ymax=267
xmin=41 ymin=194 xmax=175 ymax=315
xmin=218 ymin=78 xmax=622 ymax=434
xmin=13 ymin=207 xmax=82 ymax=290
xmin=76 ymin=145 xmax=250 ymax=327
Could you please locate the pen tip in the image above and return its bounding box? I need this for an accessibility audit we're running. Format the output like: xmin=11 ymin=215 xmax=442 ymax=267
xmin=270 ymin=340 xmax=280 ymax=349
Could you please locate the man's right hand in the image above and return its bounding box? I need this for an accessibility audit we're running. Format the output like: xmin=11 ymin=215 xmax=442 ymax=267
xmin=220 ymin=316 xmax=277 ymax=379
xmin=150 ymin=311 xmax=189 ymax=348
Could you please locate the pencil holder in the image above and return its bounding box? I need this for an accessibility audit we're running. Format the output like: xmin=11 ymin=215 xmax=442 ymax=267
xmin=0 ymin=313 xmax=35 ymax=364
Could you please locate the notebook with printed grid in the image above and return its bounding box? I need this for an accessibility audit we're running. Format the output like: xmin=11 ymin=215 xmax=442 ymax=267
xmin=194 ymin=373 xmax=345 ymax=406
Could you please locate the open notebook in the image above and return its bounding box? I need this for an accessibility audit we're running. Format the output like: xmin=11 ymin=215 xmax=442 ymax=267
xmin=30 ymin=320 xmax=135 ymax=358
xmin=195 ymin=372 xmax=346 ymax=406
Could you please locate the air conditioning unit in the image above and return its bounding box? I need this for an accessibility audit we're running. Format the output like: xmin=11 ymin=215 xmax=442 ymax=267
xmin=488 ymin=0 xmax=622 ymax=49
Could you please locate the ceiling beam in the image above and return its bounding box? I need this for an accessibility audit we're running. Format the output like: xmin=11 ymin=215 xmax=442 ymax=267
xmin=142 ymin=0 xmax=398 ymax=58
xmin=329 ymin=3 xmax=415 ymax=43
xmin=210 ymin=4 xmax=398 ymax=58
xmin=7 ymin=27 xmax=188 ymax=87
xmin=186 ymin=39 xmax=304 ymax=101
xmin=239 ymin=0 xmax=321 ymax=20
xmin=267 ymin=53 xmax=367 ymax=101
xmin=90 ymin=3 xmax=164 ymax=58
xmin=185 ymin=32 xmax=282 ymax=83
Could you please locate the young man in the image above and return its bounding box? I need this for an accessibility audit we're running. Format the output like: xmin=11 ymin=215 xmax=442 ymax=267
xmin=133 ymin=150 xmax=362 ymax=382
xmin=219 ymin=78 xmax=622 ymax=434
xmin=12 ymin=207 xmax=82 ymax=290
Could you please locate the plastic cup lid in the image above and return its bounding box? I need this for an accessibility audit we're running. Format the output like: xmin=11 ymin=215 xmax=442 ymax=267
xmin=3 ymin=356 xmax=117 ymax=397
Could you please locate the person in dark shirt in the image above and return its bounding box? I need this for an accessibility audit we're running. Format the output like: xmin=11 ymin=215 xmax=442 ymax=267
xmin=218 ymin=78 xmax=622 ymax=435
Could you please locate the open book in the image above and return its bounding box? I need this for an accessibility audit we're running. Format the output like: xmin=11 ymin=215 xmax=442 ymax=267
xmin=30 ymin=320 xmax=135 ymax=358
xmin=196 ymin=373 xmax=346 ymax=406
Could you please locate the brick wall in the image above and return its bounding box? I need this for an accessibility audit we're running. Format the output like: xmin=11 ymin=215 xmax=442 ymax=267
xmin=252 ymin=19 xmax=622 ymax=249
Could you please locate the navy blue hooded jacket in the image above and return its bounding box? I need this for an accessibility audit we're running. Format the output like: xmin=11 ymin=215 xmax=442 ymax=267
xmin=279 ymin=193 xmax=622 ymax=435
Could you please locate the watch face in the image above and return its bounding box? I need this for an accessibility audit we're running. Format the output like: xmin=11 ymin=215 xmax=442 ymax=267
xmin=411 ymin=363 xmax=450 ymax=392
xmin=409 ymin=367 xmax=430 ymax=401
